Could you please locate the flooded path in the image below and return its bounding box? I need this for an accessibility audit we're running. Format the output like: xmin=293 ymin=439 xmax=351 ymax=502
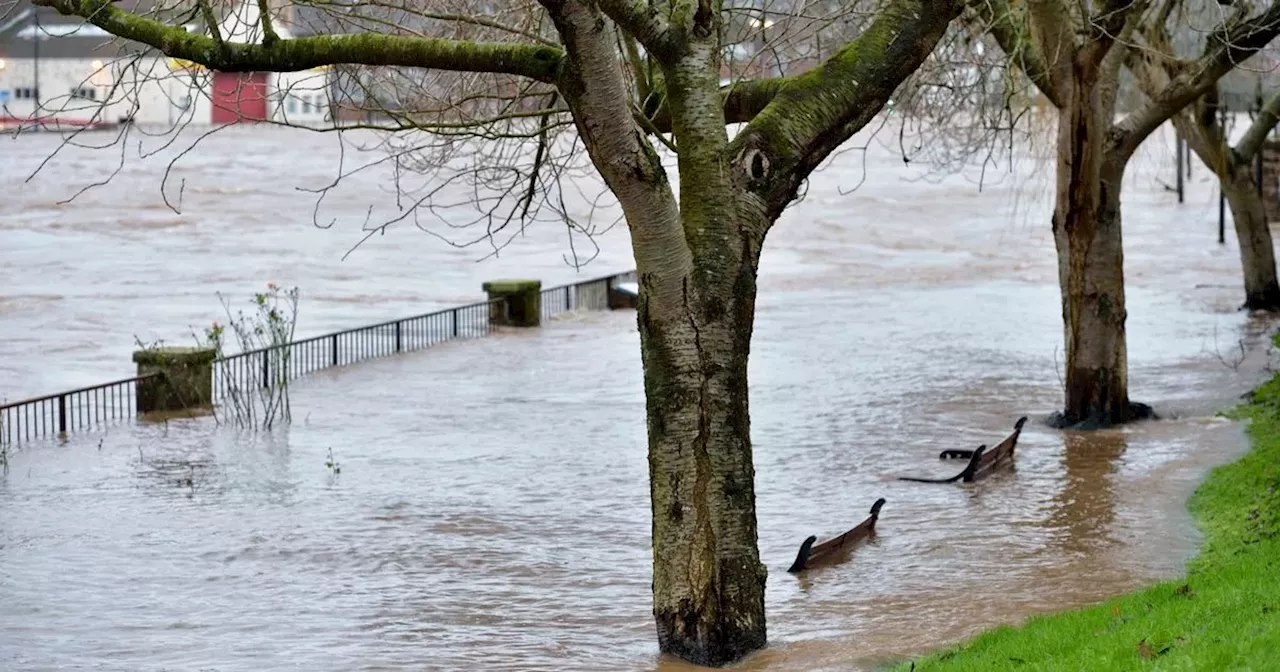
xmin=1 ymin=121 xmax=1277 ymax=670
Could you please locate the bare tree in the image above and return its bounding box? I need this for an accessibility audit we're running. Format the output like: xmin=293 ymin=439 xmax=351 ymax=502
xmin=968 ymin=0 xmax=1280 ymax=429
xmin=1131 ymin=15 xmax=1280 ymax=311
xmin=27 ymin=0 xmax=964 ymax=664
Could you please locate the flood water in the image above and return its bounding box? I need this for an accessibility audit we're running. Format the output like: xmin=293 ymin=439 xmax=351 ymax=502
xmin=2 ymin=118 xmax=1278 ymax=671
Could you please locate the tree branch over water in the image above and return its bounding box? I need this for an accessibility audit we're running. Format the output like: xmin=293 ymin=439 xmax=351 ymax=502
xmin=966 ymin=0 xmax=1063 ymax=107
xmin=1236 ymin=87 xmax=1280 ymax=163
xmin=1113 ymin=0 xmax=1280 ymax=159
xmin=733 ymin=0 xmax=965 ymax=218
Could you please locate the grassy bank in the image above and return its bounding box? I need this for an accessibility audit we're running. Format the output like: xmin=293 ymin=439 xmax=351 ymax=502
xmin=896 ymin=373 xmax=1280 ymax=671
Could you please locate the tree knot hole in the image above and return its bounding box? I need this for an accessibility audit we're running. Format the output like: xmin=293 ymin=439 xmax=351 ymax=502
xmin=741 ymin=148 xmax=770 ymax=181
xmin=693 ymin=0 xmax=715 ymax=37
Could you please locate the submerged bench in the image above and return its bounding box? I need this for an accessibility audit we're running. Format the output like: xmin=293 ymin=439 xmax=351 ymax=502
xmin=787 ymin=498 xmax=886 ymax=573
xmin=897 ymin=416 xmax=1029 ymax=484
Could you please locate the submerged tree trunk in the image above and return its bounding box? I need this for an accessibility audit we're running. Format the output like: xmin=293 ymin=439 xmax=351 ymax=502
xmin=1020 ymin=0 xmax=1280 ymax=428
xmin=1173 ymin=113 xmax=1280 ymax=312
xmin=640 ymin=38 xmax=770 ymax=664
xmin=554 ymin=4 xmax=770 ymax=661
xmin=1050 ymin=59 xmax=1145 ymax=429
xmin=1221 ymin=162 xmax=1280 ymax=310
xmin=639 ymin=245 xmax=766 ymax=666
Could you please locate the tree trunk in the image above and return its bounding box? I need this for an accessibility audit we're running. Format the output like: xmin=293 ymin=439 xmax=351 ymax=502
xmin=545 ymin=4 xmax=766 ymax=663
xmin=639 ymin=245 xmax=766 ymax=666
xmin=1172 ymin=112 xmax=1280 ymax=312
xmin=1221 ymin=163 xmax=1280 ymax=310
xmin=640 ymin=39 xmax=769 ymax=666
xmin=1050 ymin=59 xmax=1148 ymax=429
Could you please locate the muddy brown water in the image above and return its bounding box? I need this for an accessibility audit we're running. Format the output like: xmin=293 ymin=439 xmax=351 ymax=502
xmin=2 ymin=120 xmax=1278 ymax=670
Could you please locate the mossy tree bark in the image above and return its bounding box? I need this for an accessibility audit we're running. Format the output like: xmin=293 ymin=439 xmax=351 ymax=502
xmin=41 ymin=0 xmax=960 ymax=664
xmin=980 ymin=0 xmax=1280 ymax=428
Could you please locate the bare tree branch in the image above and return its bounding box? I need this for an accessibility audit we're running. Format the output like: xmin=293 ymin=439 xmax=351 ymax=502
xmin=541 ymin=0 xmax=691 ymax=316
xmin=1236 ymin=85 xmax=1280 ymax=162
xmin=256 ymin=0 xmax=279 ymax=46
xmin=1096 ymin=1 xmax=1146 ymax=122
xmin=197 ymin=0 xmax=224 ymax=46
xmin=595 ymin=0 xmax=675 ymax=58
xmin=620 ymin=31 xmax=652 ymax=100
xmin=644 ymin=77 xmax=789 ymax=131
xmin=1112 ymin=1 xmax=1280 ymax=160
xmin=1088 ymin=0 xmax=1143 ymax=46
xmin=732 ymin=0 xmax=964 ymax=219
xmin=966 ymin=0 xmax=1064 ymax=106
xmin=1024 ymin=0 xmax=1075 ymax=94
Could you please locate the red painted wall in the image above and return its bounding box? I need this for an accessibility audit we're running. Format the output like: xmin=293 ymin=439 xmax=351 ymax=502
xmin=211 ymin=72 xmax=269 ymax=124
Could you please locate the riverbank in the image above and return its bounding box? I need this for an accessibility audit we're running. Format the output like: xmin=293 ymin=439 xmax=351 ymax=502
xmin=897 ymin=341 xmax=1280 ymax=671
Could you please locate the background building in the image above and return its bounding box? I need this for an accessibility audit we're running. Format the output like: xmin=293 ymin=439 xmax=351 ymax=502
xmin=0 ymin=0 xmax=332 ymax=129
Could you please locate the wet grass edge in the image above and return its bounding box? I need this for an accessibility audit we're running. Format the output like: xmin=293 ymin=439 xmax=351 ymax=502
xmin=890 ymin=368 xmax=1280 ymax=671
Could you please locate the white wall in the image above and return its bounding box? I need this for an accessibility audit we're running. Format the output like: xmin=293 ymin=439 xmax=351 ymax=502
xmin=0 ymin=54 xmax=333 ymax=128
xmin=156 ymin=62 xmax=214 ymax=128
xmin=0 ymin=55 xmax=212 ymax=127
xmin=0 ymin=56 xmax=104 ymax=120
xmin=270 ymin=69 xmax=332 ymax=126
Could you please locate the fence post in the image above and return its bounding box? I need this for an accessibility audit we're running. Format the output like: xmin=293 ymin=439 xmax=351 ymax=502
xmin=261 ymin=349 xmax=270 ymax=389
xmin=1185 ymin=136 xmax=1192 ymax=180
xmin=395 ymin=321 xmax=403 ymax=352
xmin=1175 ymin=132 xmax=1184 ymax=204
xmin=565 ymin=285 xmax=572 ymax=311
xmin=482 ymin=279 xmax=542 ymax=327
xmin=131 ymin=346 xmax=217 ymax=413
xmin=331 ymin=334 xmax=339 ymax=366
xmin=1220 ymin=101 xmax=1228 ymax=245
xmin=453 ymin=309 xmax=459 ymax=337
xmin=58 ymin=394 xmax=67 ymax=433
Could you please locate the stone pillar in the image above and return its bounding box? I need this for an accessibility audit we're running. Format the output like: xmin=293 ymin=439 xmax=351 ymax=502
xmin=132 ymin=346 xmax=217 ymax=413
xmin=482 ymin=279 xmax=542 ymax=327
xmin=1260 ymin=140 xmax=1280 ymax=223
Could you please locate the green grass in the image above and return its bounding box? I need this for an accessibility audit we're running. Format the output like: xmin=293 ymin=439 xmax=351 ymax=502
xmin=895 ymin=372 xmax=1280 ymax=671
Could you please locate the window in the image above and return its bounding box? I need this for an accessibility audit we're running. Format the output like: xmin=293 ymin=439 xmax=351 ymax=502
xmin=287 ymin=96 xmax=296 ymax=114
xmin=13 ymin=87 xmax=39 ymax=100
xmin=302 ymin=96 xmax=313 ymax=114
xmin=70 ymin=87 xmax=97 ymax=100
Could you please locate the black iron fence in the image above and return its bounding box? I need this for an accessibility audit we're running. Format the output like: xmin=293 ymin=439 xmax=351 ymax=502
xmin=0 ymin=374 xmax=158 ymax=446
xmin=539 ymin=272 xmax=619 ymax=320
xmin=212 ymin=297 xmax=502 ymax=401
xmin=0 ymin=270 xmax=638 ymax=447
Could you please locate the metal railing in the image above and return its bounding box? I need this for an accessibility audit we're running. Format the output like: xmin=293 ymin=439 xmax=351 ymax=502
xmin=0 ymin=374 xmax=158 ymax=445
xmin=212 ymin=297 xmax=502 ymax=400
xmin=539 ymin=271 xmax=628 ymax=321
xmin=1 ymin=270 xmax=638 ymax=446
